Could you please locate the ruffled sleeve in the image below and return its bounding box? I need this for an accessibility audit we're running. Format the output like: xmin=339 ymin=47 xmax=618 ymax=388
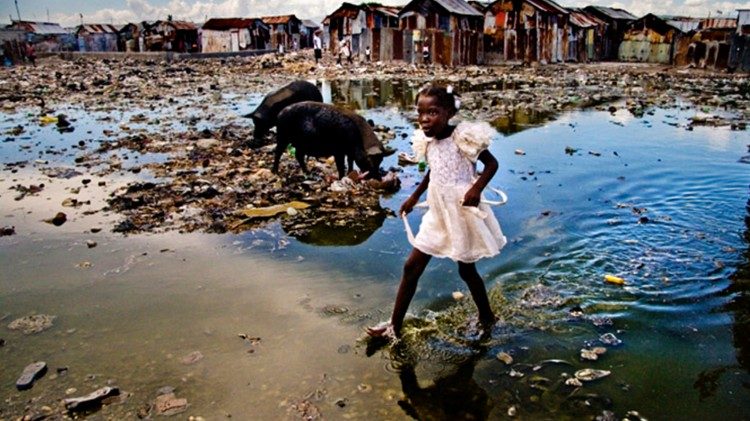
xmin=411 ymin=129 xmax=430 ymax=161
xmin=452 ymin=121 xmax=495 ymax=162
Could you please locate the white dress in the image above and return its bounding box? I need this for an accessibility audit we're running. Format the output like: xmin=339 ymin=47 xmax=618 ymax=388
xmin=410 ymin=122 xmax=507 ymax=263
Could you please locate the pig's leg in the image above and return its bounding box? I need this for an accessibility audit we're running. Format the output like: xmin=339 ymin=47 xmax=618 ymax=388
xmin=346 ymin=155 xmax=354 ymax=175
xmin=335 ymin=154 xmax=346 ymax=179
xmin=272 ymin=127 xmax=290 ymax=174
xmin=296 ymin=153 xmax=309 ymax=174
xmin=272 ymin=143 xmax=286 ymax=174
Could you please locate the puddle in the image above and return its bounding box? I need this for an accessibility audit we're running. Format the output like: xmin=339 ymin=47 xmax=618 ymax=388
xmin=2 ymin=77 xmax=750 ymax=419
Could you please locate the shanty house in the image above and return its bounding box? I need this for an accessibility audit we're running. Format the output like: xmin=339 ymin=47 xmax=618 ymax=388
xmin=729 ymin=9 xmax=750 ymax=71
xmin=326 ymin=3 xmax=366 ymax=55
xmin=398 ymin=0 xmax=484 ymax=65
xmin=620 ymin=14 xmax=692 ymax=64
xmin=364 ymin=4 xmax=401 ymax=61
xmin=148 ymin=20 xmax=199 ymax=52
xmin=118 ymin=22 xmax=153 ymax=52
xmin=200 ymin=18 xmax=269 ymax=52
xmin=684 ymin=18 xmax=736 ymax=69
xmin=262 ymin=15 xmax=302 ymax=52
xmin=8 ymin=20 xmax=76 ymax=52
xmin=482 ymin=0 xmax=570 ymax=64
xmin=583 ymin=6 xmax=636 ymax=60
xmin=567 ymin=8 xmax=604 ymax=62
xmin=76 ymin=24 xmax=119 ymax=52
xmin=324 ymin=3 xmax=401 ymax=60
xmin=0 ymin=27 xmax=28 ymax=64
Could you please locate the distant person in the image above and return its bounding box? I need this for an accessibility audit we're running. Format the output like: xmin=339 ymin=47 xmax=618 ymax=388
xmin=292 ymin=39 xmax=298 ymax=51
xmin=25 ymin=43 xmax=36 ymax=66
xmin=422 ymin=43 xmax=430 ymax=65
xmin=313 ymin=31 xmax=322 ymax=64
xmin=341 ymin=40 xmax=352 ymax=65
xmin=367 ymin=84 xmax=506 ymax=339
xmin=365 ymin=45 xmax=371 ymax=62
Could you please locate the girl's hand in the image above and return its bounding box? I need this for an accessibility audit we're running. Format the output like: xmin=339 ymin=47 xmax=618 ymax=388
xmin=400 ymin=196 xmax=419 ymax=216
xmin=463 ymin=187 xmax=481 ymax=207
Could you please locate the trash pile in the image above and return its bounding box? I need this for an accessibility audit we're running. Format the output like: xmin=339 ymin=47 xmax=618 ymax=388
xmin=104 ymin=124 xmax=400 ymax=234
xmin=1 ymin=54 xmax=747 ymax=236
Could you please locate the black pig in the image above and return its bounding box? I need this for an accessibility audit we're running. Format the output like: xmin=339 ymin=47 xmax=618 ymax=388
xmin=273 ymin=102 xmax=384 ymax=179
xmin=248 ymin=80 xmax=323 ymax=143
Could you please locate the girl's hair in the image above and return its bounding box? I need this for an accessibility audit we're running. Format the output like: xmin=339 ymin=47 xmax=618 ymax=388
xmin=416 ymin=84 xmax=460 ymax=113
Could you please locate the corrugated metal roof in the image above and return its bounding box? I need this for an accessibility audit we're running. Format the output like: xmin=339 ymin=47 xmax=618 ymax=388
xmin=13 ymin=21 xmax=68 ymax=34
xmin=700 ymin=18 xmax=737 ymax=29
xmin=172 ymin=21 xmax=198 ymax=30
xmin=662 ymin=16 xmax=701 ymax=32
xmin=526 ymin=0 xmax=569 ymax=15
xmin=202 ymin=18 xmax=257 ymax=30
xmin=78 ymin=24 xmax=119 ymax=34
xmin=301 ymin=19 xmax=320 ymax=28
xmin=433 ymin=0 xmax=484 ymax=16
xmin=586 ymin=6 xmax=636 ymax=21
xmin=468 ymin=1 xmax=490 ymax=13
xmin=370 ymin=5 xmax=401 ymax=17
xmin=156 ymin=20 xmax=197 ymax=30
xmin=568 ymin=9 xmax=603 ymax=28
xmin=330 ymin=5 xmax=361 ymax=20
xmin=262 ymin=15 xmax=299 ymax=25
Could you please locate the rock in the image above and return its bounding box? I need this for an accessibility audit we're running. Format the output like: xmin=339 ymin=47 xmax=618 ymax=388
xmin=16 ymin=361 xmax=47 ymax=390
xmin=7 ymin=314 xmax=56 ymax=334
xmin=86 ymin=240 xmax=97 ymax=248
xmin=64 ymin=386 xmax=120 ymax=412
xmin=599 ymin=332 xmax=622 ymax=346
xmin=154 ymin=392 xmax=189 ymax=416
xmin=574 ymin=368 xmax=611 ymax=382
xmin=565 ymin=377 xmax=583 ymax=387
xmin=45 ymin=212 xmax=67 ymax=226
xmin=452 ymin=291 xmax=465 ymax=301
xmin=497 ymin=352 xmax=513 ymax=365
xmin=181 ymin=350 xmax=204 ymax=365
xmin=580 ymin=349 xmax=599 ymax=361
xmin=1 ymin=226 xmax=16 ymax=236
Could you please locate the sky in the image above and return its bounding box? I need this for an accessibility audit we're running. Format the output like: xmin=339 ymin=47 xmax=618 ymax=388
xmin=2 ymin=0 xmax=748 ymax=28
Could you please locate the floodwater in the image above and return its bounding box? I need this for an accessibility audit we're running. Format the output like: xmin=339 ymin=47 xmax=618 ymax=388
xmin=1 ymin=79 xmax=749 ymax=420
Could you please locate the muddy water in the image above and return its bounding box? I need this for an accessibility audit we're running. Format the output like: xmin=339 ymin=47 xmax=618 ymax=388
xmin=1 ymin=80 xmax=750 ymax=419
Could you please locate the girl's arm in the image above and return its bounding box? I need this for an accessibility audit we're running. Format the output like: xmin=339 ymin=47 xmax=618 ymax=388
xmin=400 ymin=171 xmax=430 ymax=215
xmin=463 ymin=150 xmax=498 ymax=207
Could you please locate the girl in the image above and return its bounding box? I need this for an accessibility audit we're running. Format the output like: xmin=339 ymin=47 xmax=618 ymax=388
xmin=368 ymin=85 xmax=507 ymax=339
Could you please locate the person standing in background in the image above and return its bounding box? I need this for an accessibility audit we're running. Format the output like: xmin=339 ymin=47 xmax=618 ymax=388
xmin=313 ymin=31 xmax=322 ymax=64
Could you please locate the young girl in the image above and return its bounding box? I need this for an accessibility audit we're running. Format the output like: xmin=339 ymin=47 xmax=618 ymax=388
xmin=368 ymin=85 xmax=507 ymax=339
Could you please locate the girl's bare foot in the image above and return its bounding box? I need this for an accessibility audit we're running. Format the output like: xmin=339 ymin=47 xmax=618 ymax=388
xmin=366 ymin=321 xmax=396 ymax=339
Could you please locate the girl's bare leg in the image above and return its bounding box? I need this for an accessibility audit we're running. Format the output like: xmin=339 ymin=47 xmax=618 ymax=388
xmin=457 ymin=262 xmax=496 ymax=326
xmin=367 ymin=248 xmax=431 ymax=338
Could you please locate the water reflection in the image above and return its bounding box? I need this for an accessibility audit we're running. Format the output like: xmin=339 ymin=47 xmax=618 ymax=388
xmin=490 ymin=108 xmax=551 ymax=135
xmin=320 ymin=78 xmax=549 ymax=135
xmin=396 ymin=350 xmax=490 ymax=420
xmin=321 ymin=79 xmax=417 ymax=111
xmin=282 ymin=211 xmax=386 ymax=246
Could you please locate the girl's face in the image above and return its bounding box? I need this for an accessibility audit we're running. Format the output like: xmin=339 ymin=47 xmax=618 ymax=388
xmin=416 ymin=94 xmax=454 ymax=138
